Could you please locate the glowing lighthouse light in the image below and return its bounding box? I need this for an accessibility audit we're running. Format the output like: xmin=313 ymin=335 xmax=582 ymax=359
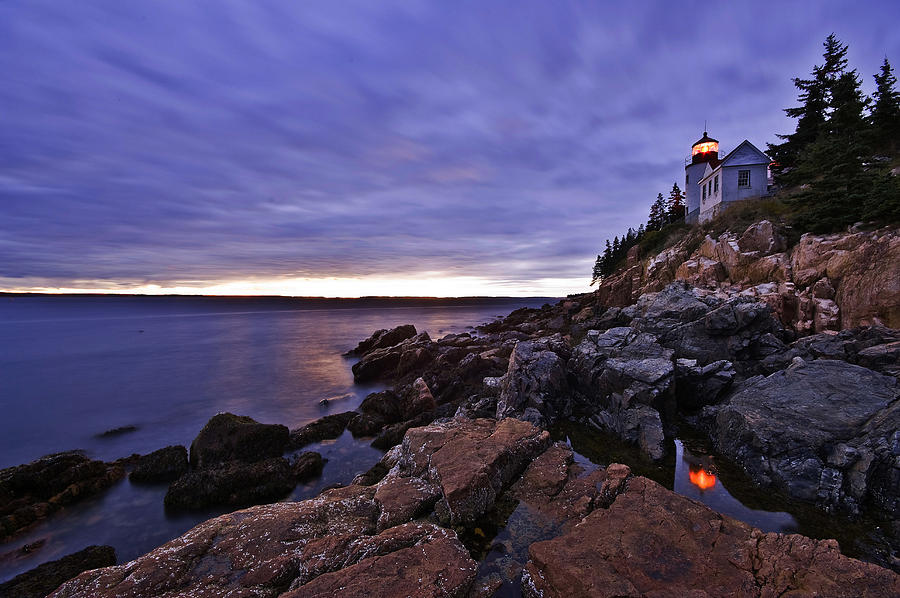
xmin=692 ymin=141 xmax=719 ymax=156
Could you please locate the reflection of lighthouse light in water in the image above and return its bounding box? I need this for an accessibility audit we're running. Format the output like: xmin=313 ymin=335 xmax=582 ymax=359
xmin=674 ymin=439 xmax=797 ymax=533
xmin=688 ymin=466 xmax=716 ymax=490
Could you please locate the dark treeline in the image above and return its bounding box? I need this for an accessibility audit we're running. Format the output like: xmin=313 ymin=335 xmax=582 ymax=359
xmin=590 ymin=184 xmax=684 ymax=285
xmin=768 ymin=34 xmax=900 ymax=231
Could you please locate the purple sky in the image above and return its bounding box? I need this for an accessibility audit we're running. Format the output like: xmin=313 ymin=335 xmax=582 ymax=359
xmin=1 ymin=1 xmax=898 ymax=296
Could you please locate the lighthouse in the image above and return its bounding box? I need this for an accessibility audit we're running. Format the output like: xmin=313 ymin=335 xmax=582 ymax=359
xmin=684 ymin=131 xmax=719 ymax=224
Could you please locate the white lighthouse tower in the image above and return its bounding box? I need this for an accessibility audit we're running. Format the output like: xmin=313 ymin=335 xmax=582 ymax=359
xmin=684 ymin=131 xmax=719 ymax=224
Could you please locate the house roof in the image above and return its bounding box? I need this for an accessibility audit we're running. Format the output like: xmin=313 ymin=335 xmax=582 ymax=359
xmin=699 ymin=140 xmax=770 ymax=183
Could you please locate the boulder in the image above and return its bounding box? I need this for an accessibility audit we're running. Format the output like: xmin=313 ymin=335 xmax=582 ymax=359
xmin=164 ymin=457 xmax=296 ymax=510
xmin=645 ymin=288 xmax=786 ymax=376
xmin=712 ymin=359 xmax=900 ymax=515
xmin=189 ymin=413 xmax=289 ymax=469
xmin=570 ymin=327 xmax=674 ymax=460
xmin=496 ymin=337 xmax=570 ymax=426
xmin=673 ymin=358 xmax=735 ymax=410
xmin=373 ymin=476 xmax=441 ymax=531
xmin=674 ymin=256 xmax=728 ymax=287
xmin=522 ymin=476 xmax=900 ymax=598
xmin=395 ymin=418 xmax=550 ymax=525
xmin=291 ymin=451 xmax=325 ymax=482
xmin=289 ymin=411 xmax=356 ymax=449
xmin=0 ymin=545 xmax=116 ymax=598
xmin=407 ymin=377 xmax=436 ymax=416
xmin=737 ymin=219 xmax=786 ymax=254
xmin=510 ymin=444 xmax=629 ymax=528
xmin=344 ymin=324 xmax=417 ymax=356
xmin=1 ymin=452 xmax=124 ymax=541
xmin=128 ymin=445 xmax=188 ymax=484
xmin=351 ymin=332 xmax=434 ymax=382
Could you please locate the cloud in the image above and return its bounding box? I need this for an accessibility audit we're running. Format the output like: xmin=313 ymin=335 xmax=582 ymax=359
xmin=1 ymin=0 xmax=898 ymax=295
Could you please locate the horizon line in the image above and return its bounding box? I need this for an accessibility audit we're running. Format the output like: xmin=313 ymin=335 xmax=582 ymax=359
xmin=0 ymin=291 xmax=569 ymax=300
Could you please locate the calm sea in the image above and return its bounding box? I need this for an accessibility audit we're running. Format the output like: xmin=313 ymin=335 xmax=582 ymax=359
xmin=0 ymin=294 xmax=553 ymax=581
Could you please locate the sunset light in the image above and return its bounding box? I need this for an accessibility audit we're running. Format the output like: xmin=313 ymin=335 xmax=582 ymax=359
xmin=1 ymin=274 xmax=586 ymax=298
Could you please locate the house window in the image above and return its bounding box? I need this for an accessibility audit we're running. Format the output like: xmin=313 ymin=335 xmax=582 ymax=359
xmin=738 ymin=170 xmax=750 ymax=187
xmin=714 ymin=175 xmax=719 ymax=194
xmin=702 ymin=184 xmax=706 ymax=200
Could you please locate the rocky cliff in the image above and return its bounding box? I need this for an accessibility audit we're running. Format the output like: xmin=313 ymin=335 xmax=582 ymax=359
xmin=596 ymin=221 xmax=900 ymax=333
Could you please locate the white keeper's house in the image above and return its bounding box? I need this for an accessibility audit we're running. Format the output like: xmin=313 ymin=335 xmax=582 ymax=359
xmin=684 ymin=131 xmax=773 ymax=224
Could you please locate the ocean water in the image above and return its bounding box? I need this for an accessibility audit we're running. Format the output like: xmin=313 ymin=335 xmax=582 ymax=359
xmin=0 ymin=294 xmax=552 ymax=581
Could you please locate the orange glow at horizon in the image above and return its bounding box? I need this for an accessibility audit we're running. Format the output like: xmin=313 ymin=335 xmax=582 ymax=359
xmin=688 ymin=467 xmax=717 ymax=490
xmin=692 ymin=141 xmax=718 ymax=155
xmin=0 ymin=274 xmax=588 ymax=298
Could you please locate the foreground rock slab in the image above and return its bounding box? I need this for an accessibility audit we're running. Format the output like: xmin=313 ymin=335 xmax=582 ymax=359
xmin=712 ymin=358 xmax=900 ymax=515
xmin=522 ymin=476 xmax=900 ymax=598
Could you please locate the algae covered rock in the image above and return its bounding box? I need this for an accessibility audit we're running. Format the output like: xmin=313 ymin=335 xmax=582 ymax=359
xmin=189 ymin=412 xmax=289 ymax=468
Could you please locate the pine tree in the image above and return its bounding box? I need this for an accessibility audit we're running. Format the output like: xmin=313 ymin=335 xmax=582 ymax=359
xmin=792 ymin=68 xmax=872 ymax=231
xmin=647 ymin=194 xmax=666 ymax=231
xmin=667 ymin=183 xmax=685 ymax=222
xmin=869 ymin=58 xmax=900 ymax=155
xmin=769 ymin=34 xmax=849 ymax=185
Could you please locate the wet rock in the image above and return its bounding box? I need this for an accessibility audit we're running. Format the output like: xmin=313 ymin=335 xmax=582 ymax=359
xmin=368 ymin=402 xmax=458 ymax=450
xmin=858 ymin=341 xmax=900 ymax=378
xmin=496 ymin=337 xmax=570 ymax=426
xmin=358 ymin=389 xmax=403 ymax=422
xmin=128 ymin=445 xmax=188 ymax=484
xmin=509 ymin=444 xmax=628 ymax=527
xmin=712 ymin=359 xmax=900 ymax=515
xmin=674 ymin=358 xmax=736 ymax=410
xmin=291 ymin=451 xmax=325 ymax=482
xmin=467 ymin=575 xmax=504 ymax=598
xmin=629 ymin=282 xmax=714 ymax=335
xmin=346 ymin=412 xmax=386 ymax=437
xmin=570 ymin=327 xmax=674 ymax=460
xmin=373 ymin=476 xmax=441 ymax=531
xmin=351 ymin=331 xmax=434 ymax=382
xmin=95 ymin=425 xmax=138 ymax=438
xmin=644 ymin=288 xmax=786 ymax=376
xmin=289 ymin=411 xmax=356 ymax=449
xmin=164 ymin=457 xmax=296 ymax=510
xmin=189 ymin=412 xmax=289 ymax=468
xmin=0 ymin=545 xmax=116 ymax=598
xmin=522 ymin=476 xmax=900 ymax=598
xmin=408 ymin=377 xmax=437 ymax=416
xmin=281 ymin=523 xmax=476 ymax=598
xmin=395 ymin=418 xmax=550 ymax=525
xmin=1 ymin=452 xmax=124 ymax=541
xmin=345 ymin=323 xmax=417 ymax=356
